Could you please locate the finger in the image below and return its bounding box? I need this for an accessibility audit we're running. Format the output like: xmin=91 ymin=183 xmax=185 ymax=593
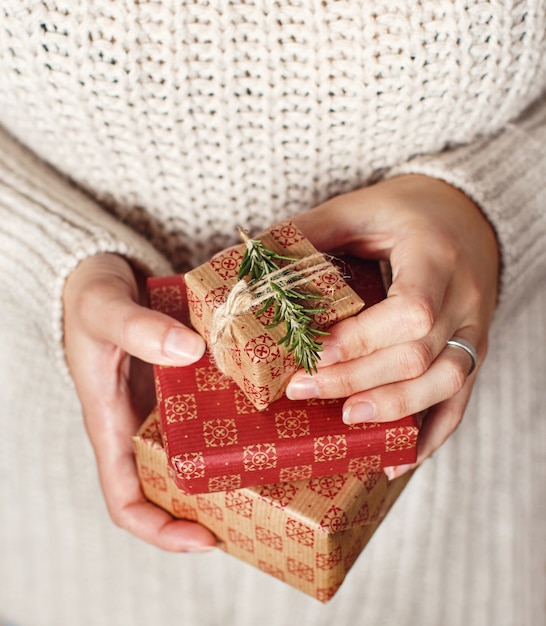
xmin=340 ymin=333 xmax=481 ymax=424
xmin=79 ymin=347 xmax=216 ymax=551
xmin=77 ymin=281 xmax=205 ymax=367
xmin=415 ymin=382 xmax=473 ymax=463
xmin=290 ymin=194 xmax=386 ymax=255
xmin=97 ymin=426 xmax=217 ymax=552
xmin=445 ymin=336 xmax=479 ymax=377
xmin=316 ymin=241 xmax=453 ymax=368
xmin=287 ymin=316 xmax=453 ymax=401
xmin=383 ymin=382 xmax=474 ymax=480
xmin=115 ymin=499 xmax=217 ymax=552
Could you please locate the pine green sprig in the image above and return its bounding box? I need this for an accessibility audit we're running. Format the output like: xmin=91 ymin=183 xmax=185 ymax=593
xmin=237 ymin=228 xmax=329 ymax=374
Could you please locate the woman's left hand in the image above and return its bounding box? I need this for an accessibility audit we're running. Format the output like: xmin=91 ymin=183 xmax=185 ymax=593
xmin=288 ymin=174 xmax=500 ymax=478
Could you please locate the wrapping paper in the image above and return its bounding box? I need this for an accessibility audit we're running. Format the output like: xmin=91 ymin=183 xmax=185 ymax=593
xmin=134 ymin=409 xmax=414 ymax=602
xmin=148 ymin=258 xmax=419 ymax=495
xmin=184 ymin=221 xmax=365 ymax=409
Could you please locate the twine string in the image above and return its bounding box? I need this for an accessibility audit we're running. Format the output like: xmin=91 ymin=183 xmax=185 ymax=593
xmin=210 ymin=253 xmax=338 ymax=374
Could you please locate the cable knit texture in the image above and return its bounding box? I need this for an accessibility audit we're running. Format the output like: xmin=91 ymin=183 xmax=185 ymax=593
xmin=0 ymin=2 xmax=545 ymax=625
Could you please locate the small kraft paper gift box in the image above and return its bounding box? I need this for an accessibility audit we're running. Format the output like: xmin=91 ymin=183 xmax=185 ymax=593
xmin=147 ymin=258 xmax=420 ymax=495
xmin=184 ymin=220 xmax=365 ymax=410
xmin=134 ymin=408 xmax=415 ymax=602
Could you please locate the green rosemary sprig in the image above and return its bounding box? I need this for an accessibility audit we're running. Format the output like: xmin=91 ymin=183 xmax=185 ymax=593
xmin=237 ymin=227 xmax=297 ymax=281
xmin=237 ymin=228 xmax=329 ymax=374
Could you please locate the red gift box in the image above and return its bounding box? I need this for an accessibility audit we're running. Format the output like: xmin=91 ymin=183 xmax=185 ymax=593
xmin=148 ymin=258 xmax=419 ymax=495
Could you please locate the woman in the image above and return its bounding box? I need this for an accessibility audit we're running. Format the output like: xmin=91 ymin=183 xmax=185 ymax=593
xmin=1 ymin=2 xmax=545 ymax=624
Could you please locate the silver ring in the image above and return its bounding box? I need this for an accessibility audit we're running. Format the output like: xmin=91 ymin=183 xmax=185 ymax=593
xmin=446 ymin=336 xmax=478 ymax=376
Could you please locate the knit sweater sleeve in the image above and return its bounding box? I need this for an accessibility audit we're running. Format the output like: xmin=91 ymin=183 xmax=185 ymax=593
xmin=0 ymin=126 xmax=173 ymax=377
xmin=385 ymin=94 xmax=546 ymax=319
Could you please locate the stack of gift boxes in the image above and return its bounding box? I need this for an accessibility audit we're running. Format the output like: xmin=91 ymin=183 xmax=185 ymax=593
xmin=133 ymin=221 xmax=419 ymax=602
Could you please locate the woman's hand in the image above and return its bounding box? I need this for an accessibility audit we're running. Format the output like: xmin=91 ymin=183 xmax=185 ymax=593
xmin=63 ymin=253 xmax=216 ymax=551
xmin=288 ymin=174 xmax=500 ymax=478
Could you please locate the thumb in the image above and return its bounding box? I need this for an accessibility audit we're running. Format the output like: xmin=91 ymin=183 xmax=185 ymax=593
xmin=84 ymin=294 xmax=205 ymax=366
xmin=290 ymin=188 xmax=390 ymax=257
xmin=65 ymin=253 xmax=206 ymax=366
xmin=290 ymin=198 xmax=359 ymax=252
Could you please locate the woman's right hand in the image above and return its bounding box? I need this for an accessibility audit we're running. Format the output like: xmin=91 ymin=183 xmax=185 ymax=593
xmin=289 ymin=174 xmax=499 ymax=477
xmin=63 ymin=253 xmax=216 ymax=551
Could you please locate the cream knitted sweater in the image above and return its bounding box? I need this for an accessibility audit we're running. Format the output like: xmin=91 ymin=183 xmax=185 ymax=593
xmin=0 ymin=2 xmax=545 ymax=625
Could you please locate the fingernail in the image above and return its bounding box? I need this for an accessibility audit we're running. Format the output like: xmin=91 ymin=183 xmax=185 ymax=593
xmin=383 ymin=466 xmax=397 ymax=481
xmin=317 ymin=345 xmax=341 ymax=367
xmin=186 ymin=544 xmax=216 ymax=553
xmin=285 ymin=376 xmax=319 ymax=400
xmin=383 ymin=463 xmax=414 ymax=481
xmin=164 ymin=327 xmax=206 ymax=364
xmin=342 ymin=401 xmax=376 ymax=424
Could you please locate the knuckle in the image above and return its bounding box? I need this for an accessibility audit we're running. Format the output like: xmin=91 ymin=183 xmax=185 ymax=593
xmin=317 ymin=369 xmax=358 ymax=399
xmin=108 ymin=506 xmax=128 ymax=529
xmin=433 ymin=236 xmax=458 ymax=266
xmin=402 ymin=295 xmax=435 ymax=338
xmin=74 ymin=279 xmax=104 ymax=319
xmin=73 ymin=277 xmax=126 ymax=331
xmin=445 ymin=363 xmax=467 ymax=395
xmin=346 ymin=317 xmax=373 ymax=356
xmin=332 ymin=341 xmax=354 ymax=363
xmin=400 ymin=340 xmax=434 ymax=379
xmin=390 ymin=389 xmax=412 ymax=419
xmin=118 ymin=310 xmax=142 ymax=347
xmin=463 ymin=277 xmax=483 ymax=312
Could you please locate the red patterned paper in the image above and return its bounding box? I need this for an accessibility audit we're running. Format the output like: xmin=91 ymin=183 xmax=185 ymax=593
xmin=148 ymin=258 xmax=419 ymax=495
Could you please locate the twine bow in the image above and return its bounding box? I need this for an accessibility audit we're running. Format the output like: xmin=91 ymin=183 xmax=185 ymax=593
xmin=210 ymin=253 xmax=335 ymax=375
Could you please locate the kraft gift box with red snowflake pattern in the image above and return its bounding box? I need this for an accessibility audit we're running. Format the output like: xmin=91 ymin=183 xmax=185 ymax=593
xmin=134 ymin=409 xmax=414 ymax=602
xmin=184 ymin=221 xmax=365 ymax=410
